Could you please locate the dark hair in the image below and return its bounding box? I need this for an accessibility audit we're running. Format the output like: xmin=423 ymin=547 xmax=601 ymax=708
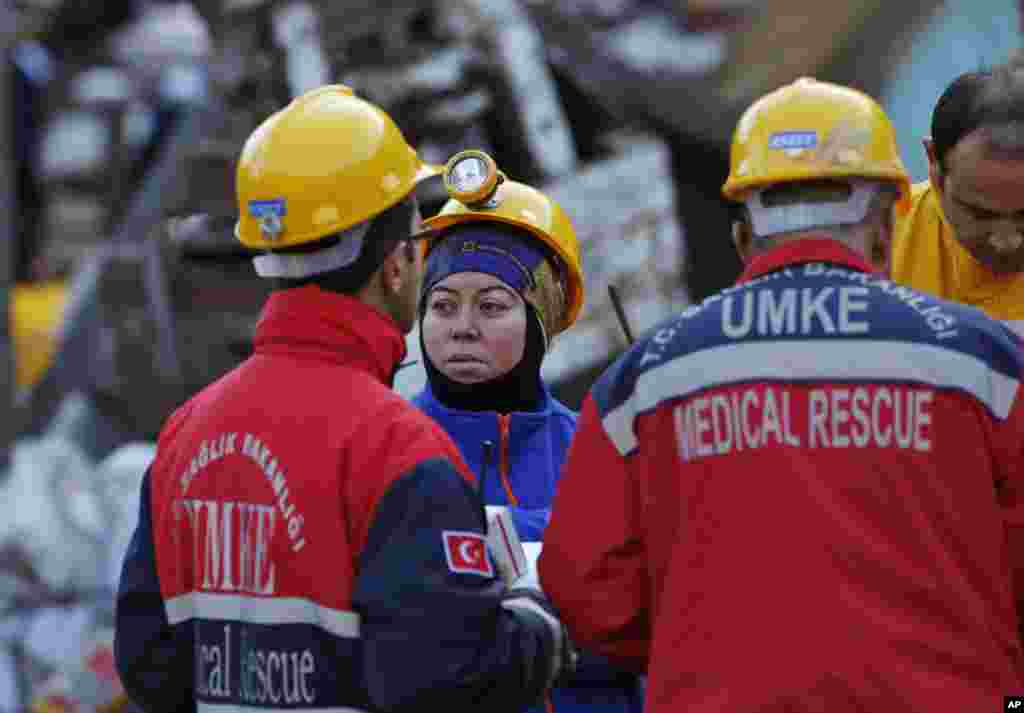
xmin=271 ymin=195 xmax=417 ymax=293
xmin=760 ymin=179 xmax=853 ymax=207
xmin=931 ymin=56 xmax=1024 ymax=170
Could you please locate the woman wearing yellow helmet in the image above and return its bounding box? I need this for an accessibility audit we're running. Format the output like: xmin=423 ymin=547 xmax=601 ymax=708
xmin=412 ymin=151 xmax=643 ymax=713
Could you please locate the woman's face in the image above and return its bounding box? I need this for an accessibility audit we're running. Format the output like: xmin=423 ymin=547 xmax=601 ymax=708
xmin=422 ymin=271 xmax=528 ymax=384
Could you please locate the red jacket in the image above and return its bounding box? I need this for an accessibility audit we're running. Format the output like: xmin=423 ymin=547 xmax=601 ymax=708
xmin=540 ymin=240 xmax=1024 ymax=712
xmin=116 ymin=286 xmax=560 ymax=713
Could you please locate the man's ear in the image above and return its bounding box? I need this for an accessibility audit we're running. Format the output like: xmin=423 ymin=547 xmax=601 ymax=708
xmin=379 ymin=242 xmax=405 ymax=294
xmin=871 ymin=215 xmax=893 ymax=274
xmin=924 ymin=138 xmax=944 ymax=194
xmin=732 ymin=220 xmax=754 ymax=263
xmin=867 ymin=191 xmax=898 ymax=273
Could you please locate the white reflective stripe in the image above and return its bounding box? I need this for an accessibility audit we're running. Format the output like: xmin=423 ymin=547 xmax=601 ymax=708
xmin=602 ymin=339 xmax=1021 ymax=455
xmin=1005 ymin=320 xmax=1024 ymax=339
xmin=198 ymin=704 xmax=368 ymax=713
xmin=165 ymin=592 xmax=361 ymax=639
xmin=603 ymin=398 xmax=639 ymax=457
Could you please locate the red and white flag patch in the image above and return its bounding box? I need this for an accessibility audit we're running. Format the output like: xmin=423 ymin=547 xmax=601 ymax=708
xmin=442 ymin=531 xmax=494 ymax=577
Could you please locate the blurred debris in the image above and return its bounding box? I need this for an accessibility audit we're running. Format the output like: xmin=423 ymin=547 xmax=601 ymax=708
xmin=600 ymin=9 xmax=725 ymax=77
xmin=319 ymin=2 xmax=435 ymax=63
xmin=19 ymin=218 xmax=270 ymax=458
xmin=454 ymin=0 xmax=578 ymax=180
xmin=2 ymin=7 xmax=15 ymax=467
xmin=109 ymin=2 xmax=212 ymax=72
xmin=542 ymin=131 xmax=687 ymax=383
xmin=0 ymin=392 xmax=153 ymax=712
xmin=347 ymin=44 xmax=474 ymax=110
xmin=528 ymin=1 xmax=741 ymax=146
xmin=529 ymin=0 xmax=942 ymax=149
xmin=1 ymin=396 xmax=106 ymax=595
xmin=272 ymin=1 xmax=330 ymax=97
xmin=30 ymin=0 xmax=737 ymax=412
xmin=542 ymin=0 xmax=635 ymax=26
xmin=29 ymin=628 xmax=125 ymax=713
xmin=167 ymin=218 xmax=271 ymax=394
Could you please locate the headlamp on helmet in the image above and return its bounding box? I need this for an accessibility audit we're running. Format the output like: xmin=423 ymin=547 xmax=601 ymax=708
xmin=421 ymin=149 xmax=585 ymax=333
xmin=443 ymin=150 xmax=505 ymax=207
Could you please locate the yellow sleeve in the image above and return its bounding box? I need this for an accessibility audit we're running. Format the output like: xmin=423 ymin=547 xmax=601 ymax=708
xmin=890 ymin=181 xmax=951 ymax=300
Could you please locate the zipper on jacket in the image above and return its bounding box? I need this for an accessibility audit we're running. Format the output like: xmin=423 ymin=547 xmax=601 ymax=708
xmin=497 ymin=414 xmax=518 ymax=506
xmin=496 ymin=416 xmax=551 ymax=713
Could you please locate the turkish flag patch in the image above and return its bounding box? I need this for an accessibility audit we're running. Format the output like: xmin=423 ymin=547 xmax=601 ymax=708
xmin=442 ymin=531 xmax=494 ymax=577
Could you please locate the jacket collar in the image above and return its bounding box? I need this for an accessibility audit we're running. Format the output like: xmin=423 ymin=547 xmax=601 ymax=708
xmin=419 ymin=381 xmax=557 ymax=422
xmin=737 ymin=238 xmax=877 ymax=284
xmin=254 ymin=286 xmax=407 ymax=385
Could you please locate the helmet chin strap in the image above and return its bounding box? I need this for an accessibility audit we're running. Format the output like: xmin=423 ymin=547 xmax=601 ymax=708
xmin=745 ymin=180 xmax=882 ymax=239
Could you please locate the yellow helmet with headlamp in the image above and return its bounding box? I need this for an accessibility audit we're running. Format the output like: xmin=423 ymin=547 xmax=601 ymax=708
xmin=421 ymin=150 xmax=584 ymax=334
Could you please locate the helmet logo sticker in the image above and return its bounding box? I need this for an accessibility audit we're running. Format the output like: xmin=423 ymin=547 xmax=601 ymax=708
xmin=768 ymin=130 xmax=818 ymax=157
xmin=250 ymin=199 xmax=287 ymax=241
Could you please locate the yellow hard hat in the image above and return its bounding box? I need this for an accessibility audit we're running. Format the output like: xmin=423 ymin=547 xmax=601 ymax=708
xmin=421 ymin=150 xmax=584 ymax=332
xmin=235 ymin=85 xmax=440 ymax=250
xmin=722 ymin=78 xmax=911 ymax=212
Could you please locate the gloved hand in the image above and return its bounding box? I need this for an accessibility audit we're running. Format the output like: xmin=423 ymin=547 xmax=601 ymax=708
xmin=500 ymin=587 xmax=579 ymax=691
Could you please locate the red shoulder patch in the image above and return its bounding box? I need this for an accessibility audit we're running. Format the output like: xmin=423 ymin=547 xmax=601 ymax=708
xmin=442 ymin=531 xmax=494 ymax=577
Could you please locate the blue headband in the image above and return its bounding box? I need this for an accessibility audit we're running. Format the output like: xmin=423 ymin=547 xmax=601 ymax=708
xmin=422 ymin=223 xmax=547 ymax=298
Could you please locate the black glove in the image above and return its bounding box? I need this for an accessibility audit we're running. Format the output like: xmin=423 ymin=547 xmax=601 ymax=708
xmin=501 ymin=587 xmax=579 ymax=691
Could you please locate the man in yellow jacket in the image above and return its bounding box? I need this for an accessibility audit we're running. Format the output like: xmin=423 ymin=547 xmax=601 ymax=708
xmin=891 ymin=56 xmax=1024 ymax=337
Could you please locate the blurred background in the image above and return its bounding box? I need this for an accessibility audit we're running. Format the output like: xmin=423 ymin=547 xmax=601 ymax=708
xmin=0 ymin=0 xmax=1020 ymax=710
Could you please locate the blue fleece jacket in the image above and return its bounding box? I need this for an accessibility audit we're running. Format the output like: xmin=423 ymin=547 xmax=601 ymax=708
xmin=413 ymin=384 xmax=644 ymax=713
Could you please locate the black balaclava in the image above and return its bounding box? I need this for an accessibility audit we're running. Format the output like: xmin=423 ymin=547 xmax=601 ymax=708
xmin=419 ymin=223 xmax=552 ymax=413
xmin=420 ymin=303 xmax=546 ymax=413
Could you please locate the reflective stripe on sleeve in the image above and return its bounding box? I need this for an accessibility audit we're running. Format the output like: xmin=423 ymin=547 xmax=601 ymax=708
xmin=198 ymin=703 xmax=368 ymax=713
xmin=165 ymin=592 xmax=361 ymax=639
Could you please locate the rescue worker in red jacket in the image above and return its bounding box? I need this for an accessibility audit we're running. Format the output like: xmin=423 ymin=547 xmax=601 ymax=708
xmin=113 ymin=85 xmax=572 ymax=713
xmin=539 ymin=77 xmax=1024 ymax=712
